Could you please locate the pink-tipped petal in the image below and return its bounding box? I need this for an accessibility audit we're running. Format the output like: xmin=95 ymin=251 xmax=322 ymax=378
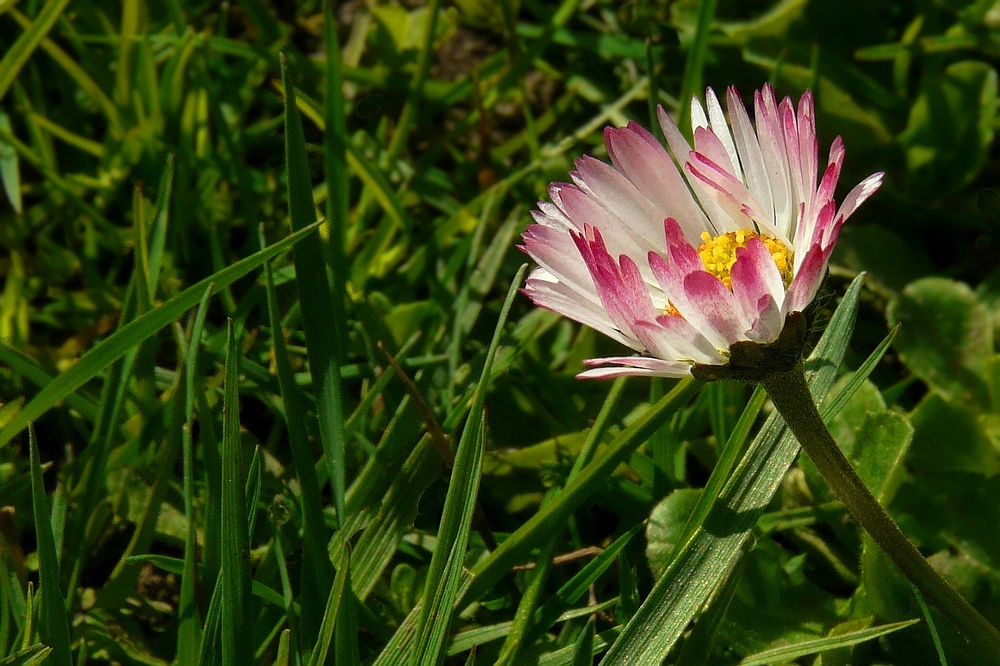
xmin=693 ymin=126 xmax=738 ymax=178
xmin=837 ymin=172 xmax=884 ymax=223
xmin=604 ymin=122 xmax=710 ymax=232
xmin=784 ymin=243 xmax=829 ymax=314
xmin=730 ymin=237 xmax=785 ymax=326
xmin=727 ymin=87 xmax=774 ymax=226
xmin=705 ymin=87 xmax=743 ymax=181
xmin=749 ymin=294 xmax=783 ymax=342
xmin=681 ymin=271 xmax=746 ymax=346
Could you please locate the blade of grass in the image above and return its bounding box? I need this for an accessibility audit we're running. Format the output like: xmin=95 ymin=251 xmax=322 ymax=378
xmin=280 ymin=53 xmax=347 ymax=527
xmin=323 ymin=0 xmax=350 ymax=413
xmin=738 ymin=619 xmax=920 ymax=665
xmin=0 ymin=109 xmax=21 ymax=213
xmin=410 ymin=264 xmax=527 ymax=666
xmin=309 ymin=549 xmax=352 ymax=666
xmin=447 ymin=600 xmax=619 ymax=657
xmin=459 ymin=377 xmax=703 ymax=608
xmin=675 ymin=0 xmax=717 ymax=137
xmin=524 ymin=524 xmax=643 ymax=647
xmin=221 ymin=319 xmax=253 ymax=666
xmin=383 ymin=0 xmax=440 ymax=168
xmin=0 ymin=644 xmax=53 ymax=666
xmin=262 ymin=240 xmax=334 ymax=638
xmin=599 ymin=274 xmax=865 ymax=664
xmin=27 ymin=426 xmax=71 ymax=666
xmin=0 ymin=0 xmax=71 ymax=104
xmin=410 ymin=412 xmax=487 ymax=666
xmin=177 ymin=285 xmax=213 ymax=665
xmin=571 ymin=617 xmax=596 ymax=666
xmin=0 ymin=219 xmax=321 ymax=448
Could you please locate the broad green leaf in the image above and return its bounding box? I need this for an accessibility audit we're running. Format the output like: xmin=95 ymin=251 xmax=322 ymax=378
xmin=600 ymin=274 xmax=865 ymax=664
xmin=832 ymin=226 xmax=934 ymax=292
xmin=900 ymin=61 xmax=997 ymax=196
xmin=889 ymin=277 xmax=994 ymax=411
xmin=645 ymin=489 xmax=702 ymax=580
xmin=908 ymin=392 xmax=998 ymax=477
xmin=28 ymin=428 xmax=72 ymax=666
xmin=0 ymin=220 xmax=321 ymax=449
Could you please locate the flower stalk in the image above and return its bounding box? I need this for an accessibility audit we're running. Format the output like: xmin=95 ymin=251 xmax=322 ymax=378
xmin=761 ymin=363 xmax=1000 ymax=655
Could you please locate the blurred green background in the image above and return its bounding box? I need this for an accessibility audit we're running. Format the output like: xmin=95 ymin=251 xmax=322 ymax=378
xmin=2 ymin=0 xmax=1000 ymax=664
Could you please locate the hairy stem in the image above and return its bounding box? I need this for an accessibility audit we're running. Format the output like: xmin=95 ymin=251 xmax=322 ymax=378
xmin=762 ymin=364 xmax=1000 ymax=655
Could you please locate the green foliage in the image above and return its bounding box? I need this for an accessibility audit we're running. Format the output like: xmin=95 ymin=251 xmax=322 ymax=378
xmin=2 ymin=0 xmax=1000 ymax=664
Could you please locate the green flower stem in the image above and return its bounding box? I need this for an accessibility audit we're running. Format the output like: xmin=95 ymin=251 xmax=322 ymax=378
xmin=761 ymin=363 xmax=1000 ymax=655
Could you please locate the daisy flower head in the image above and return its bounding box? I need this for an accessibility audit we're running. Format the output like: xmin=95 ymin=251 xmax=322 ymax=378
xmin=520 ymin=84 xmax=883 ymax=381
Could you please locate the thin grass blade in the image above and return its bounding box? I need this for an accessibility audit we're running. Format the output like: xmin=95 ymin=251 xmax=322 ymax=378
xmin=27 ymin=427 xmax=71 ymax=666
xmin=221 ymin=320 xmax=253 ymax=666
xmin=0 ymin=220 xmax=320 ymax=448
xmin=280 ymin=53 xmax=347 ymax=526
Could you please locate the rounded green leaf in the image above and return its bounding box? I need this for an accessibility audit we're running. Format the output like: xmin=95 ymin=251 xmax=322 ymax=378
xmin=888 ymin=277 xmax=993 ymax=410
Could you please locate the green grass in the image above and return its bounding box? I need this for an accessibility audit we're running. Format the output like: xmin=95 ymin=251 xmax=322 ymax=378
xmin=2 ymin=1 xmax=1000 ymax=664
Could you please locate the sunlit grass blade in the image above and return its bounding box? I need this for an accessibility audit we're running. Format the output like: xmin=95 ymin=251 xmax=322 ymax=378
xmin=309 ymin=549 xmax=352 ymax=666
xmin=0 ymin=644 xmax=53 ymax=666
xmin=280 ymin=54 xmax=347 ymax=527
xmin=27 ymin=426 xmax=71 ymax=666
xmin=447 ymin=601 xmax=619 ymax=658
xmin=460 ymin=378 xmax=702 ymax=609
xmin=410 ymin=265 xmax=526 ymax=666
xmin=738 ymin=619 xmax=919 ymax=665
xmin=0 ymin=109 xmax=21 ymax=214
xmin=273 ymin=629 xmax=292 ymax=666
xmin=524 ymin=524 xmax=642 ymax=647
xmin=0 ymin=0 xmax=71 ymax=103
xmin=600 ymin=274 xmax=866 ymax=665
xmin=0 ymin=220 xmax=320 ymax=449
xmin=0 ymin=345 xmax=96 ymax=421
xmin=221 ymin=320 xmax=253 ymax=666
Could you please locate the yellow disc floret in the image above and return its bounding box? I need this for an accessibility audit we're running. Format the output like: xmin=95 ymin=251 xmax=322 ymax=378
xmin=697 ymin=228 xmax=793 ymax=289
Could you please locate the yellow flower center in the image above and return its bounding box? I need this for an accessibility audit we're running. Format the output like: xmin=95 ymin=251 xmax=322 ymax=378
xmin=697 ymin=228 xmax=793 ymax=289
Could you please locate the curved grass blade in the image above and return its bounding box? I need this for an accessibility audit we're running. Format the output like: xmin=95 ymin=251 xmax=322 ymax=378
xmin=27 ymin=427 xmax=71 ymax=666
xmin=309 ymin=549 xmax=352 ymax=666
xmin=221 ymin=320 xmax=253 ymax=666
xmin=280 ymin=53 xmax=347 ymax=527
xmin=460 ymin=377 xmax=703 ymax=608
xmin=0 ymin=0 xmax=71 ymax=104
xmin=0 ymin=644 xmax=53 ymax=666
xmin=738 ymin=619 xmax=919 ymax=665
xmin=409 ymin=265 xmax=526 ymax=666
xmin=599 ymin=274 xmax=866 ymax=665
xmin=0 ymin=220 xmax=320 ymax=449
xmin=262 ymin=243 xmax=333 ymax=637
